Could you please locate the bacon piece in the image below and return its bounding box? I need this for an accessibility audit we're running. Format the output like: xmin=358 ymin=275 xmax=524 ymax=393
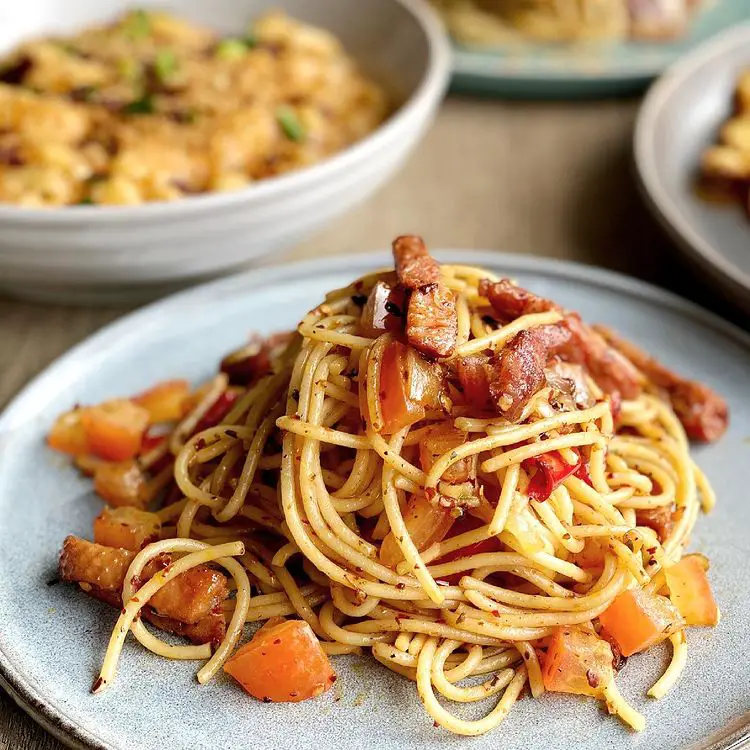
xmin=392 ymin=235 xmax=440 ymax=289
xmin=479 ymin=279 xmax=642 ymax=399
xmin=635 ymin=505 xmax=674 ymax=543
xmin=593 ymin=326 xmax=728 ymax=443
xmin=220 ymin=331 xmax=294 ymax=386
xmin=490 ymin=325 xmax=572 ymax=422
xmin=455 ymin=355 xmax=493 ymax=410
xmin=85 ymin=585 xmax=225 ymax=646
xmin=59 ymin=536 xmax=227 ymax=624
xmin=407 ymin=284 xmax=458 ymax=358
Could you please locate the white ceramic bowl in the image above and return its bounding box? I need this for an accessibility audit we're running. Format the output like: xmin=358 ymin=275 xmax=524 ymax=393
xmin=0 ymin=0 xmax=450 ymax=304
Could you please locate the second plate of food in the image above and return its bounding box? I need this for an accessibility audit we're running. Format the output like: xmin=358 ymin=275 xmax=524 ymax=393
xmin=440 ymin=0 xmax=750 ymax=97
xmin=0 ymin=248 xmax=748 ymax=750
xmin=636 ymin=23 xmax=750 ymax=313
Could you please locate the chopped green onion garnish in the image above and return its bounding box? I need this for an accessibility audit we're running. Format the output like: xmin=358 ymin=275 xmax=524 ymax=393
xmin=154 ymin=49 xmax=177 ymax=82
xmin=123 ymin=94 xmax=155 ymax=115
xmin=216 ymin=38 xmax=248 ymax=60
xmin=124 ymin=9 xmax=151 ymax=39
xmin=276 ymin=106 xmax=306 ymax=142
xmin=242 ymin=33 xmax=257 ymax=49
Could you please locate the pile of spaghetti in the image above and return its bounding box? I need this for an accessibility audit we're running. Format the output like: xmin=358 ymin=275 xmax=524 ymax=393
xmin=434 ymin=0 xmax=704 ymax=47
xmin=52 ymin=236 xmax=727 ymax=736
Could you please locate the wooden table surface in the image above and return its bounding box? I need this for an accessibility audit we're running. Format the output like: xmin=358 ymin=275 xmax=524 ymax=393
xmin=0 ymin=95 xmax=745 ymax=750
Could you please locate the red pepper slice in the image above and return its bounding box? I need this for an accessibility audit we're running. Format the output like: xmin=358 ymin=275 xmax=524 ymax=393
xmin=523 ymin=450 xmax=581 ymax=501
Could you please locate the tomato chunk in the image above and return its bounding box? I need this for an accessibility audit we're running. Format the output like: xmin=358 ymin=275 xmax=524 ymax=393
xmin=598 ymin=588 xmax=683 ymax=657
xmin=93 ymin=507 xmax=161 ymax=550
xmin=378 ymin=341 xmax=425 ymax=434
xmin=80 ymin=400 xmax=150 ymax=461
xmin=379 ymin=493 xmax=455 ymax=567
xmin=93 ymin=460 xmax=148 ymax=508
xmin=133 ymin=380 xmax=189 ymax=423
xmin=48 ymin=408 xmax=89 ymax=455
xmin=542 ymin=626 xmax=614 ymax=698
xmin=419 ymin=426 xmax=475 ymax=484
xmin=224 ymin=620 xmax=336 ymax=703
xmin=523 ymin=450 xmax=581 ymax=501
xmin=665 ymin=555 xmax=718 ymax=627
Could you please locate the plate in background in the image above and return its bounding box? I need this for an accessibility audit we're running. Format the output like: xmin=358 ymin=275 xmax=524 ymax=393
xmin=636 ymin=24 xmax=750 ymax=313
xmin=0 ymin=251 xmax=749 ymax=750
xmin=450 ymin=0 xmax=750 ymax=98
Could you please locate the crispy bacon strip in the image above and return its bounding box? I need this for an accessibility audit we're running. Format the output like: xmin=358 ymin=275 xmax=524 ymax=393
xmin=593 ymin=326 xmax=729 ymax=443
xmin=60 ymin=536 xmax=228 ymax=624
xmin=479 ymin=279 xmax=643 ymax=399
xmin=393 ymin=235 xmax=440 ymax=289
xmin=407 ymin=284 xmax=458 ymax=358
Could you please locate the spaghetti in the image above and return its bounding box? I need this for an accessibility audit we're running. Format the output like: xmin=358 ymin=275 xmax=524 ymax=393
xmin=53 ymin=237 xmax=724 ymax=736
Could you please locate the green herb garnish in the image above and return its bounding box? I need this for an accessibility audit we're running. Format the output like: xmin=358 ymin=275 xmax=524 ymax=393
xmin=154 ymin=49 xmax=177 ymax=82
xmin=124 ymin=9 xmax=151 ymax=39
xmin=276 ymin=106 xmax=305 ymax=142
xmin=242 ymin=33 xmax=257 ymax=49
xmin=123 ymin=94 xmax=155 ymax=115
xmin=78 ymin=197 xmax=94 ymax=205
xmin=215 ymin=38 xmax=248 ymax=61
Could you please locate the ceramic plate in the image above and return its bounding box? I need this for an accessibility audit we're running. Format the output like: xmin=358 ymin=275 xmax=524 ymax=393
xmin=1 ymin=252 xmax=749 ymax=750
xmin=451 ymin=0 xmax=750 ymax=97
xmin=635 ymin=24 xmax=750 ymax=315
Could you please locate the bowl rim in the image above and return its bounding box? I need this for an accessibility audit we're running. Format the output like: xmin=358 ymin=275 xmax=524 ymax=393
xmin=634 ymin=22 xmax=750 ymax=304
xmin=0 ymin=0 xmax=451 ymax=225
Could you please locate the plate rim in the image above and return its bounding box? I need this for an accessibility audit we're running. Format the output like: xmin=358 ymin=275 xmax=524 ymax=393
xmin=634 ymin=22 xmax=750 ymax=307
xmin=1 ymin=249 xmax=749 ymax=750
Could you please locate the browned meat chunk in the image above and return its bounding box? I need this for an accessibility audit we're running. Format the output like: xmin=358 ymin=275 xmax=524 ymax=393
xmin=407 ymin=284 xmax=458 ymax=358
xmin=60 ymin=536 xmax=228 ymax=624
xmin=490 ymin=325 xmax=572 ymax=422
xmin=593 ymin=326 xmax=729 ymax=443
xmin=479 ymin=279 xmax=643 ymax=399
xmin=455 ymin=355 xmax=494 ymax=411
xmin=635 ymin=505 xmax=674 ymax=543
xmin=392 ymin=235 xmax=440 ymax=289
xmin=146 ymin=610 xmax=226 ymax=647
xmin=455 ymin=324 xmax=571 ymax=422
xmin=85 ymin=585 xmax=225 ymax=646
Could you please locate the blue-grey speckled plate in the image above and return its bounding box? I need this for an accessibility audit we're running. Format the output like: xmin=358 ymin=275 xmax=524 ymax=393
xmin=0 ymin=252 xmax=749 ymax=750
xmin=451 ymin=0 xmax=750 ymax=97
xmin=636 ymin=24 xmax=750 ymax=315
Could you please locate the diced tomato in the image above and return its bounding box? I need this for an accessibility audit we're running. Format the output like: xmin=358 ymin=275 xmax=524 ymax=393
xmin=542 ymin=626 xmax=614 ymax=698
xmin=48 ymin=408 xmax=89 ymax=455
xmin=80 ymin=400 xmax=150 ymax=462
xmin=523 ymin=450 xmax=581 ymax=501
xmin=598 ymin=588 xmax=683 ymax=657
xmin=360 ymin=281 xmax=406 ymax=337
xmin=378 ymin=341 xmax=425 ymax=434
xmin=133 ymin=380 xmax=189 ymax=423
xmin=224 ymin=620 xmax=336 ymax=703
xmin=419 ymin=426 xmax=475 ymax=484
xmin=379 ymin=493 xmax=455 ymax=567
xmin=93 ymin=460 xmax=148 ymax=508
xmin=194 ymin=390 xmax=240 ymax=434
xmin=665 ymin=555 xmax=718 ymax=627
xmin=93 ymin=507 xmax=161 ymax=550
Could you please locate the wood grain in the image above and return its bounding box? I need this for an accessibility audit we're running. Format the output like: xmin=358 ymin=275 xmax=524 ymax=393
xmin=0 ymin=95 xmax=743 ymax=750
